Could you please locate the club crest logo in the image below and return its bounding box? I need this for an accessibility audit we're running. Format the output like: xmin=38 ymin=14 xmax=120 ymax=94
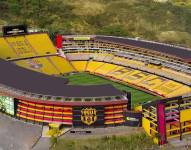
xmin=81 ymin=108 xmax=97 ymax=125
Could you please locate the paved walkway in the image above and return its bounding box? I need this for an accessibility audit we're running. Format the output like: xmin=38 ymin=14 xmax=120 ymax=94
xmin=0 ymin=113 xmax=42 ymax=150
xmin=61 ymin=126 xmax=143 ymax=139
xmin=32 ymin=138 xmax=50 ymax=150
xmin=2 ymin=114 xmax=191 ymax=150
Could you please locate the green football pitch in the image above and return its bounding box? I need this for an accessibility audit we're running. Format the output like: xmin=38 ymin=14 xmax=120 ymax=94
xmin=64 ymin=72 xmax=160 ymax=105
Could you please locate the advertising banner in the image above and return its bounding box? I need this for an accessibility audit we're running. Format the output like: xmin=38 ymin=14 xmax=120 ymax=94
xmin=125 ymin=111 xmax=142 ymax=127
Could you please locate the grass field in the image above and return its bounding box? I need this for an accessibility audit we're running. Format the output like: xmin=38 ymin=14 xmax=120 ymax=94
xmin=64 ymin=72 xmax=160 ymax=105
xmin=51 ymin=133 xmax=157 ymax=150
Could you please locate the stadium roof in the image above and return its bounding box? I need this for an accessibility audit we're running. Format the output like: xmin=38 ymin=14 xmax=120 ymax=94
xmin=0 ymin=59 xmax=123 ymax=98
xmin=95 ymin=36 xmax=191 ymax=62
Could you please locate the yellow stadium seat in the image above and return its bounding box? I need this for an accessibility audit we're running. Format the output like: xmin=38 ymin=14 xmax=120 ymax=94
xmin=93 ymin=63 xmax=119 ymax=75
xmin=39 ymin=57 xmax=60 ymax=75
xmin=123 ymin=70 xmax=151 ymax=84
xmin=155 ymin=82 xmax=191 ymax=97
xmin=14 ymin=59 xmax=42 ymax=73
xmin=71 ymin=61 xmax=87 ymax=72
xmin=25 ymin=33 xmax=57 ymax=56
xmin=70 ymin=58 xmax=191 ymax=98
xmin=0 ymin=33 xmax=57 ymax=60
xmin=86 ymin=61 xmax=105 ymax=72
xmin=161 ymin=68 xmax=191 ymax=82
xmin=49 ymin=56 xmax=74 ymax=74
xmin=0 ymin=36 xmax=36 ymax=59
xmin=0 ymin=38 xmax=19 ymax=59
xmin=108 ymin=66 xmax=134 ymax=80
xmin=153 ymin=81 xmax=183 ymax=96
xmin=14 ymin=57 xmax=60 ymax=75
xmin=137 ymin=75 xmax=168 ymax=90
xmin=7 ymin=47 xmax=191 ymax=99
xmin=113 ymin=57 xmax=145 ymax=66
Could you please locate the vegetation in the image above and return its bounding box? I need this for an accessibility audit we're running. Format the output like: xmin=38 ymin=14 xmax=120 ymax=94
xmin=64 ymin=72 xmax=159 ymax=105
xmin=51 ymin=133 xmax=157 ymax=150
xmin=1 ymin=0 xmax=191 ymax=47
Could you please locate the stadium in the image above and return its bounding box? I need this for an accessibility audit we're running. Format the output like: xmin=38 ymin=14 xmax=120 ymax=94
xmin=0 ymin=25 xmax=191 ymax=145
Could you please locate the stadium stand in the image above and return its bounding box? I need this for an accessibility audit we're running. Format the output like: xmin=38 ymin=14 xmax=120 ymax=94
xmin=25 ymin=33 xmax=57 ymax=56
xmin=85 ymin=61 xmax=191 ymax=97
xmin=153 ymin=82 xmax=190 ymax=98
xmin=66 ymin=53 xmax=91 ymax=61
xmin=62 ymin=37 xmax=191 ymax=95
xmin=106 ymin=66 xmax=131 ymax=80
xmin=0 ymin=58 xmax=124 ymax=98
xmin=86 ymin=61 xmax=105 ymax=72
xmin=48 ymin=56 xmax=74 ymax=74
xmin=14 ymin=57 xmax=60 ymax=75
xmin=0 ymin=33 xmax=57 ymax=60
xmin=14 ymin=56 xmax=74 ymax=75
xmin=63 ymin=36 xmax=191 ymax=76
xmin=63 ymin=44 xmax=191 ymax=97
xmin=14 ymin=58 xmax=43 ymax=73
xmin=0 ymin=53 xmax=129 ymax=127
xmin=65 ymin=51 xmax=191 ymax=85
xmin=71 ymin=61 xmax=88 ymax=72
xmin=95 ymin=35 xmax=191 ymax=62
xmin=93 ymin=62 xmax=119 ymax=75
xmin=94 ymin=53 xmax=114 ymax=62
xmin=112 ymin=56 xmax=145 ymax=67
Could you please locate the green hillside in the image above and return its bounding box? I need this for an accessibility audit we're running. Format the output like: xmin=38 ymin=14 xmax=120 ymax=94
xmin=1 ymin=0 xmax=191 ymax=47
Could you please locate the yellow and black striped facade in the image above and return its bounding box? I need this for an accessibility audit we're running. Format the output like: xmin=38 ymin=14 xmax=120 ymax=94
xmin=13 ymin=98 xmax=131 ymax=127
